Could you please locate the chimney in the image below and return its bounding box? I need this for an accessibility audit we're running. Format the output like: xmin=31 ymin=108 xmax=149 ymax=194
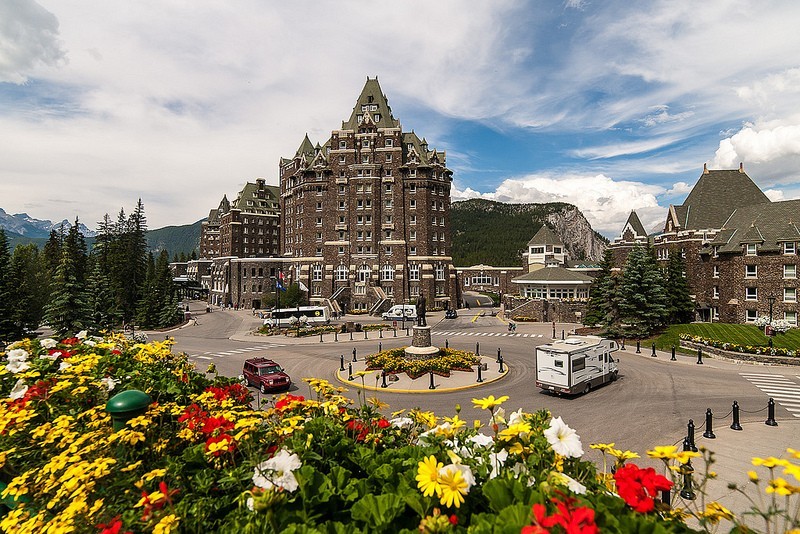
xmin=703 ymin=163 xmax=709 ymax=174
xmin=739 ymin=162 xmax=744 ymax=173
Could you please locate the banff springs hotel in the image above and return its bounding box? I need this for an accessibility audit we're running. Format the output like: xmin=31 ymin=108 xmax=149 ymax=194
xmin=180 ymin=78 xmax=799 ymax=327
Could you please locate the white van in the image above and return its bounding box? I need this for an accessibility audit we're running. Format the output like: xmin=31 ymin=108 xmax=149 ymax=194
xmin=381 ymin=304 xmax=417 ymax=320
xmin=535 ymin=336 xmax=619 ymax=395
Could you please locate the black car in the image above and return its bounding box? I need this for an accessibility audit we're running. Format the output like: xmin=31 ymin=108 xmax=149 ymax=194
xmin=444 ymin=309 xmax=458 ymax=319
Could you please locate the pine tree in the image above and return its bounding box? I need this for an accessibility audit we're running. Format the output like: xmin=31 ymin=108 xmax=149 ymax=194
xmin=619 ymin=245 xmax=667 ymax=336
xmin=7 ymin=244 xmax=49 ymax=338
xmin=0 ymin=229 xmax=15 ymax=342
xmin=44 ymin=241 xmax=90 ymax=337
xmin=584 ymin=249 xmax=615 ymax=326
xmin=664 ymin=250 xmax=695 ymax=324
xmin=136 ymin=253 xmax=158 ymax=328
xmin=155 ymin=251 xmax=180 ymax=327
xmin=86 ymin=256 xmax=121 ymax=335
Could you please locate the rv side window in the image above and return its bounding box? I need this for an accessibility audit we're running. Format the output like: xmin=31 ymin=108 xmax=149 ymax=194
xmin=554 ymin=360 xmax=564 ymax=368
xmin=573 ymin=357 xmax=586 ymax=371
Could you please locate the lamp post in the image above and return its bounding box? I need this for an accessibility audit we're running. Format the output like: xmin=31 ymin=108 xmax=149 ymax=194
xmin=767 ymin=295 xmax=775 ymax=323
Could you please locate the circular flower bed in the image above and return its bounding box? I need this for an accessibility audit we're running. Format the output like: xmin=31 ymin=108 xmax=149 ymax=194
xmin=366 ymin=348 xmax=480 ymax=379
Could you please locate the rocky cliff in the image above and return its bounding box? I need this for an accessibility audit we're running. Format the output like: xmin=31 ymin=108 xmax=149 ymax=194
xmin=545 ymin=206 xmax=607 ymax=263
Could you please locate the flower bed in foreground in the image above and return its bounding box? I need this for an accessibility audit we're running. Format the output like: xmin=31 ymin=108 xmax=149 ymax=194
xmin=0 ymin=334 xmax=798 ymax=533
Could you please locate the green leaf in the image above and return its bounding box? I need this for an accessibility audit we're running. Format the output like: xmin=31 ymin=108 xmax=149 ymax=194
xmin=350 ymin=493 xmax=405 ymax=530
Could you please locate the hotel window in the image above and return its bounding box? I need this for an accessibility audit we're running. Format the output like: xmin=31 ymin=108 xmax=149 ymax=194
xmin=409 ymin=169 xmax=416 ymax=177
xmin=338 ymin=246 xmax=345 ymax=255
xmin=385 ymin=139 xmax=393 ymax=147
xmin=409 ymin=264 xmax=420 ymax=281
xmin=713 ymin=246 xmax=719 ymax=258
xmin=385 ymin=215 xmax=392 ymax=223
xmin=338 ymin=201 xmax=346 ymax=210
xmin=384 ymin=199 xmax=392 ymax=209
xmin=316 ymin=217 xmax=322 ymax=226
xmin=435 ymin=264 xmax=445 ymax=281
xmin=357 ymin=264 xmax=371 ymax=282
xmin=365 ymin=199 xmax=372 ymax=208
xmin=785 ymin=288 xmax=797 ymax=303
xmin=785 ymin=311 xmax=798 ymax=326
xmin=316 ymin=202 xmax=322 ymax=211
xmin=339 ymin=185 xmax=345 ymax=194
xmin=410 ymin=200 xmax=416 ymax=209
xmin=339 ymin=155 xmax=345 ymax=163
xmin=362 ymin=139 xmax=370 ymax=148
xmin=409 ymin=184 xmax=416 ymax=193
xmin=745 ymin=265 xmax=757 ymax=278
xmin=785 ymin=265 xmax=797 ymax=279
xmin=712 ymin=307 xmax=719 ymax=321
xmin=384 ymin=246 xmax=392 ymax=255
xmin=335 ymin=265 xmax=348 ymax=281
xmin=374 ymin=114 xmax=381 ymax=122
xmin=785 ymin=242 xmax=796 ymax=254
xmin=713 ymin=266 xmax=720 ymax=278
xmin=312 ymin=264 xmax=323 ymax=281
xmin=746 ymin=309 xmax=758 ymax=322
xmin=410 ymin=215 xmax=417 ymax=224
xmin=745 ymin=287 xmax=758 ymax=301
xmin=357 ymin=199 xmax=363 ymax=209
xmin=410 ymin=230 xmax=417 ymax=241
xmin=386 ymin=154 xmax=392 ymax=163
xmin=746 ymin=243 xmax=757 ymax=255
xmin=385 ymin=184 xmax=392 ymax=193
xmin=410 ymin=246 xmax=417 ymax=255
xmin=712 ymin=286 xmax=719 ymax=299
xmin=339 ymin=141 xmax=346 ymax=149
xmin=338 ymin=215 xmax=346 ymax=224
xmin=381 ymin=264 xmax=394 ymax=282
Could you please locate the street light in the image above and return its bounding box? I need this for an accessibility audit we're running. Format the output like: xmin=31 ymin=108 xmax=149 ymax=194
xmin=767 ymin=295 xmax=776 ymax=323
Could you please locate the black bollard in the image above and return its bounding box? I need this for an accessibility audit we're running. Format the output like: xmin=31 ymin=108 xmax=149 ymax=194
xmin=687 ymin=419 xmax=698 ymax=451
xmin=381 ymin=371 xmax=388 ymax=388
xmin=348 ymin=362 xmax=353 ymax=381
xmin=679 ymin=437 xmax=697 ymax=501
xmin=496 ymin=348 xmax=501 ymax=363
xmin=378 ymin=342 xmax=382 ymax=352
xmin=652 ymin=343 xmax=657 ymax=357
xmin=406 ymin=327 xmax=410 ymax=336
xmin=731 ymin=401 xmax=743 ymax=431
xmin=499 ymin=355 xmax=505 ymax=373
xmin=335 ymin=332 xmax=338 ymax=342
xmin=429 ymin=371 xmax=436 ymax=390
xmin=621 ymin=338 xmax=625 ymax=350
xmin=320 ymin=333 xmax=323 ymax=343
xmin=350 ymin=331 xmax=353 ymax=341
xmin=636 ymin=340 xmax=641 ymax=354
xmin=696 ymin=348 xmax=703 ymax=364
xmin=766 ymin=398 xmax=778 ymax=426
xmin=703 ymin=408 xmax=716 ymax=439
xmin=552 ymin=326 xmax=556 ymax=338
xmin=339 ymin=354 xmax=345 ymax=372
xmin=379 ymin=328 xmax=383 ymax=339
xmin=445 ymin=339 xmax=449 ymax=349
xmin=561 ymin=329 xmax=565 ymax=340
xmin=671 ymin=346 xmax=676 ymax=361
xmin=393 ymin=328 xmax=397 ymax=337
xmin=477 ymin=364 xmax=483 ymax=383
xmin=352 ymin=348 xmax=357 ymax=362
xmin=476 ymin=342 xmax=480 ymax=356
xmin=364 ymin=330 xmax=368 ymax=340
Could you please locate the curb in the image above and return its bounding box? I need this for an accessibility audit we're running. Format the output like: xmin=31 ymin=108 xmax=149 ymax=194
xmin=335 ymin=362 xmax=510 ymax=394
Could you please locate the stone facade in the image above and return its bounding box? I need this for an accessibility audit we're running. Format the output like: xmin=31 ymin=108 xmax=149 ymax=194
xmin=278 ymin=77 xmax=458 ymax=313
xmin=611 ymin=164 xmax=800 ymax=326
xmin=200 ymin=180 xmax=281 ymax=260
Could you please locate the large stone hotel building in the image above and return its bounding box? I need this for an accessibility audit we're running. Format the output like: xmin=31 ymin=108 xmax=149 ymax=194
xmin=197 ymin=78 xmax=458 ymax=312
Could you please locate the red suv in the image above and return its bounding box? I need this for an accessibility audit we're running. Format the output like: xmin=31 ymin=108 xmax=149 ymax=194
xmin=242 ymin=358 xmax=292 ymax=394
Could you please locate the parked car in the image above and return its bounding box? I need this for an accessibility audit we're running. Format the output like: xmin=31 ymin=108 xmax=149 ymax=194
xmin=444 ymin=309 xmax=458 ymax=319
xmin=242 ymin=357 xmax=292 ymax=394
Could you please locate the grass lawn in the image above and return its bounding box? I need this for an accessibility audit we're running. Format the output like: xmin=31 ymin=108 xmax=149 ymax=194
xmin=654 ymin=323 xmax=800 ymax=351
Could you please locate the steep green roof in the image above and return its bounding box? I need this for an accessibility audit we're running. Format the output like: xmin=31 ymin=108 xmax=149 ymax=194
xmin=527 ymin=225 xmax=562 ymax=246
xmin=341 ymin=77 xmax=400 ymax=130
xmin=295 ymin=134 xmax=315 ymax=159
xmin=623 ymin=210 xmax=648 ymax=238
xmin=672 ymin=167 xmax=769 ymax=230
xmin=231 ymin=181 xmax=281 ymax=214
xmin=712 ymin=199 xmax=800 ymax=253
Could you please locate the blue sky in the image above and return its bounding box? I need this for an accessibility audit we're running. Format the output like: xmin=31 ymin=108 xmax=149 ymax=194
xmin=2 ymin=1 xmax=800 ymax=237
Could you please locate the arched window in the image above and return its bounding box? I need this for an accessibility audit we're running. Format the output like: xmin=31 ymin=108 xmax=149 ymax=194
xmin=381 ymin=263 xmax=395 ymax=282
xmin=435 ymin=263 xmax=446 ymax=281
xmin=409 ymin=263 xmax=420 ymax=281
xmin=312 ymin=264 xmax=323 ymax=281
xmin=357 ymin=263 xmax=371 ymax=283
xmin=335 ymin=264 xmax=349 ymax=282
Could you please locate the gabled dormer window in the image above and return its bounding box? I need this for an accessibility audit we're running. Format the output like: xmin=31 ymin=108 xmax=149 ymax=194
xmin=784 ymin=242 xmax=796 ymax=254
xmin=746 ymin=244 xmax=757 ymax=255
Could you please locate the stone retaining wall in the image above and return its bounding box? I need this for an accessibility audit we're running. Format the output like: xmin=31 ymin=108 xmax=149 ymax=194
xmin=680 ymin=341 xmax=800 ymax=366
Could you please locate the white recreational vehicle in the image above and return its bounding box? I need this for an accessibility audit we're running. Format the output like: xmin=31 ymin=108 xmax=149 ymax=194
xmin=535 ymin=336 xmax=619 ymax=395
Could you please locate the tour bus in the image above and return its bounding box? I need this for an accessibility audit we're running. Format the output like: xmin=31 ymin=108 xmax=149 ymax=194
xmin=262 ymin=306 xmax=330 ymax=328
xmin=535 ymin=336 xmax=619 ymax=396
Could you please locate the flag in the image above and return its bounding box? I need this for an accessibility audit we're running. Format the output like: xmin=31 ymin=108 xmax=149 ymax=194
xmin=298 ymin=281 xmax=309 ymax=292
xmin=276 ymin=270 xmax=287 ymax=292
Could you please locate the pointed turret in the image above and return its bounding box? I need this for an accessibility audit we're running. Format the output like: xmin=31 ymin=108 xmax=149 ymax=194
xmin=342 ymin=77 xmax=400 ymax=130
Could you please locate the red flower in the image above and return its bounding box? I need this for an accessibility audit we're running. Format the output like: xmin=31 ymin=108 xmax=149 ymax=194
xmin=178 ymin=403 xmax=209 ymax=431
xmin=274 ymin=394 xmax=305 ymax=411
xmin=200 ymin=416 xmax=234 ymax=436
xmin=140 ymin=482 xmax=178 ymax=521
xmin=449 ymin=514 xmax=458 ymax=526
xmin=526 ymin=498 xmax=598 ymax=534
xmin=96 ymin=516 xmax=131 ymax=534
xmin=61 ymin=337 xmax=79 ymax=345
xmin=614 ymin=464 xmax=672 ymax=513
xmin=346 ymin=420 xmax=369 ymax=441
xmin=376 ymin=418 xmax=390 ymax=429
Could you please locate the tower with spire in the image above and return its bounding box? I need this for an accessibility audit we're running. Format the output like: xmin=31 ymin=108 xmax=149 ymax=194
xmin=279 ymin=77 xmax=455 ymax=314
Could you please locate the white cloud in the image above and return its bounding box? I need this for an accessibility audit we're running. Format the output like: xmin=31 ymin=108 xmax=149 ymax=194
xmin=639 ymin=105 xmax=694 ymax=127
xmin=713 ymin=122 xmax=800 ymax=167
xmin=764 ymin=189 xmax=785 ymax=201
xmin=0 ymin=0 xmax=65 ymax=83
xmin=663 ymin=181 xmax=692 ymax=197
xmin=452 ymin=172 xmax=665 ymax=237
xmin=570 ymin=136 xmax=682 ymax=160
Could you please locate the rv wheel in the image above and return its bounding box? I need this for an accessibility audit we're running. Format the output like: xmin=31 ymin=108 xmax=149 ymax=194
xmin=611 ymin=371 xmax=618 ymax=382
xmin=584 ymin=384 xmax=591 ymax=395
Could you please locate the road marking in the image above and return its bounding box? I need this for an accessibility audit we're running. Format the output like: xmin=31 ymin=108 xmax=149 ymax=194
xmin=197 ymin=356 xmax=213 ymax=360
xmin=740 ymin=373 xmax=800 ymax=416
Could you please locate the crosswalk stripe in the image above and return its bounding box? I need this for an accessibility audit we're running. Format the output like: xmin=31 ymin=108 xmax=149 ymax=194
xmin=740 ymin=373 xmax=786 ymax=378
xmin=197 ymin=356 xmax=212 ymax=360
